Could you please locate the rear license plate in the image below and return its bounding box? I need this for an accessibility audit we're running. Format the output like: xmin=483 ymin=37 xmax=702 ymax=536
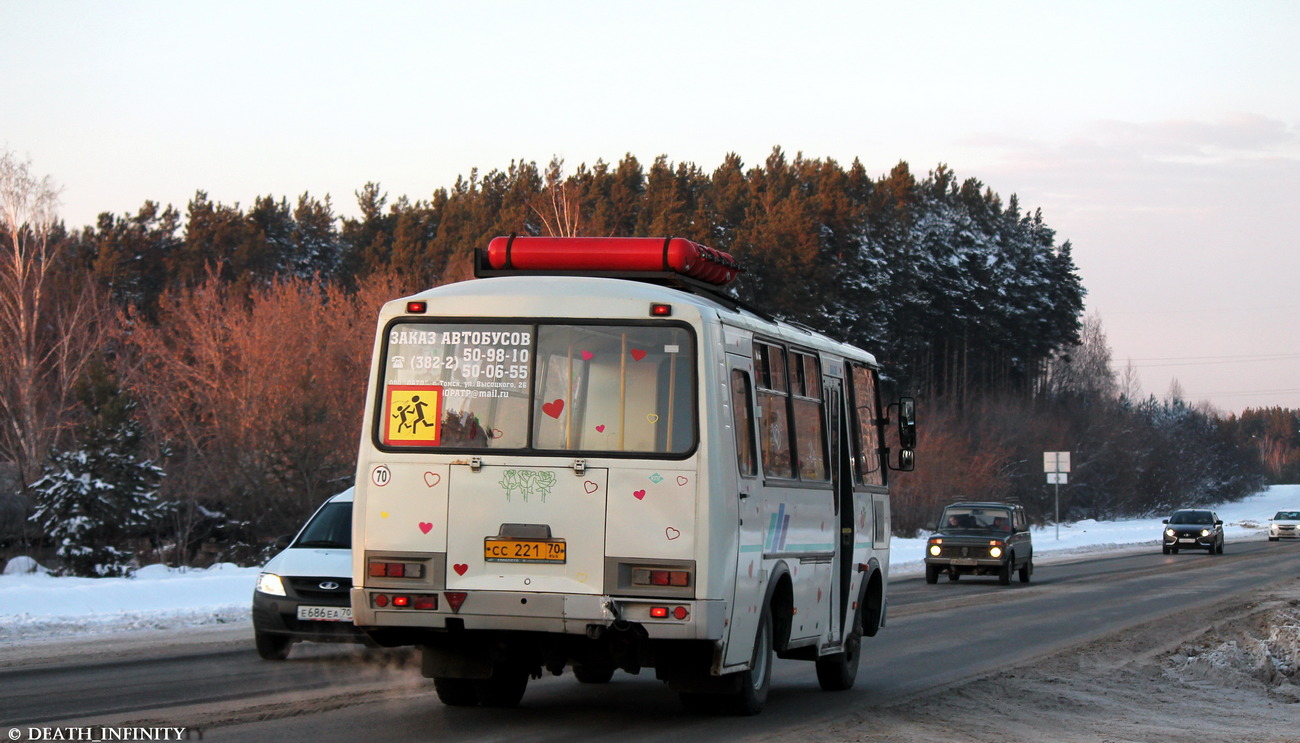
xmin=297 ymin=605 xmax=352 ymax=622
xmin=484 ymin=538 xmax=566 ymax=564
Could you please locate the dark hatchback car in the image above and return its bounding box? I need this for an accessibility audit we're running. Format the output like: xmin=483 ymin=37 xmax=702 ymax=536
xmin=252 ymin=488 xmax=367 ymax=659
xmin=1161 ymin=509 xmax=1224 ymax=555
xmin=925 ymin=501 xmax=1033 ymax=585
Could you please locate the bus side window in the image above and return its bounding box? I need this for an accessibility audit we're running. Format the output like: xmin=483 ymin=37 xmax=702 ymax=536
xmin=789 ymin=351 xmax=827 ymax=481
xmin=851 ymin=365 xmax=884 ymax=485
xmin=754 ymin=343 xmax=794 ymax=479
xmin=731 ymin=369 xmax=757 ymax=477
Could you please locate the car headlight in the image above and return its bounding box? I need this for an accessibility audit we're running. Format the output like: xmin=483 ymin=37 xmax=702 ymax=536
xmin=929 ymin=544 xmax=942 ymax=556
xmin=1200 ymin=529 xmax=1210 ymax=537
xmin=989 ymin=546 xmax=1003 ymax=558
xmin=1165 ymin=529 xmax=1175 ymax=538
xmin=256 ymin=572 xmax=287 ymax=597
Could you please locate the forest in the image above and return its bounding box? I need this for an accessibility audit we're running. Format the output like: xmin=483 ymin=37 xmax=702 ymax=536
xmin=0 ymin=147 xmax=1291 ymax=576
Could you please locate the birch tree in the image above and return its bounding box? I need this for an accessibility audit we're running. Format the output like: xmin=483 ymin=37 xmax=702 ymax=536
xmin=0 ymin=150 xmax=102 ymax=486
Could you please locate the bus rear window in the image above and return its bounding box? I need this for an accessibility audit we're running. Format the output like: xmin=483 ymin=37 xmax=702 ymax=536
xmin=532 ymin=325 xmax=695 ymax=454
xmin=379 ymin=321 xmax=695 ymax=456
xmin=381 ymin=323 xmax=533 ymax=449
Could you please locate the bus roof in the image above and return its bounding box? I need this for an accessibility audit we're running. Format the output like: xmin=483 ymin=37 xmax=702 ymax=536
xmin=390 ymin=276 xmax=879 ymax=368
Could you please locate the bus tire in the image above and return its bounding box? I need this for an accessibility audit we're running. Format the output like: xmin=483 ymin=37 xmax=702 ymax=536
xmin=572 ymin=665 xmax=615 ymax=684
xmin=814 ymin=617 xmax=861 ymax=691
xmin=474 ymin=667 xmax=529 ymax=708
xmin=433 ymin=677 xmax=479 ymax=707
xmin=729 ymin=604 xmax=773 ymax=715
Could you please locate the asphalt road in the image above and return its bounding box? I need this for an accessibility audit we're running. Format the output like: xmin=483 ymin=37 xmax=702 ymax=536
xmin=4 ymin=539 xmax=1298 ymax=742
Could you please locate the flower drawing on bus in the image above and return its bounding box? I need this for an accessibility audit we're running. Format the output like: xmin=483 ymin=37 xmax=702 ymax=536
xmin=499 ymin=468 xmax=557 ymax=502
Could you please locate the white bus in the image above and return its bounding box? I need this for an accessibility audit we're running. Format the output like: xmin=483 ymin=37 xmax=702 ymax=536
xmin=350 ymin=236 xmax=916 ymax=714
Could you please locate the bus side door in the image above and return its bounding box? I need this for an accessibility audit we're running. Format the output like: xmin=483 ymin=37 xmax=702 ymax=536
xmin=724 ymin=353 xmax=764 ymax=668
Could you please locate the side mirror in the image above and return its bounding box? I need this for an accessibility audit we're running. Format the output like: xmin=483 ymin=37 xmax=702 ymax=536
xmin=896 ymin=448 xmax=915 ymax=471
xmin=925 ymin=522 xmax=937 ymax=532
xmin=1161 ymin=519 xmax=1169 ymax=524
xmin=1215 ymin=520 xmax=1223 ymax=526
xmin=897 ymin=397 xmax=917 ymax=450
xmin=275 ymin=534 xmax=293 ymax=550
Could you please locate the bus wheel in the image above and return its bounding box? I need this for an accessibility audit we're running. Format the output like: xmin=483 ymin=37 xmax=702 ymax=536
xmin=815 ymin=618 xmax=861 ymax=691
xmin=475 ymin=667 xmax=529 ymax=708
xmin=572 ymin=664 xmax=615 ymax=684
xmin=730 ymin=604 xmax=773 ymax=715
xmin=679 ymin=606 xmax=773 ymax=715
xmin=433 ymin=677 xmax=479 ymax=706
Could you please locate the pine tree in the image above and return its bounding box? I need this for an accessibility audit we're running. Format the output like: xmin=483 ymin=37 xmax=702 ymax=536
xmin=29 ymin=358 xmax=166 ymax=577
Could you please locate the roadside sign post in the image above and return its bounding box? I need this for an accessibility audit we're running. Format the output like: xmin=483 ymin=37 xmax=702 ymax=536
xmin=1044 ymin=452 xmax=1071 ymax=540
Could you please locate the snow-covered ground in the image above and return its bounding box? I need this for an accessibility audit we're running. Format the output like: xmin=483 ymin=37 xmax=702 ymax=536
xmin=2 ymin=485 xmax=1296 ymax=643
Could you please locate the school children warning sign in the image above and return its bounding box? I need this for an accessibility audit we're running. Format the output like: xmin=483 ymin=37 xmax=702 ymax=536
xmin=384 ymin=385 xmax=443 ymax=446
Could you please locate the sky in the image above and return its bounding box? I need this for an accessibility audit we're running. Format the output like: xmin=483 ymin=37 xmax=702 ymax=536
xmin=3 ymin=484 xmax=1294 ymax=641
xmin=2 ymin=1 xmax=1298 ymax=414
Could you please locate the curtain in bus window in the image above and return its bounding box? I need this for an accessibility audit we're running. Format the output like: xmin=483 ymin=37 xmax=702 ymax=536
xmin=380 ymin=322 xmax=532 ymax=449
xmin=852 ymin=365 xmax=884 ymax=485
xmin=533 ymin=325 xmax=695 ymax=454
xmin=789 ymin=352 xmax=828 ymax=481
xmin=754 ymin=343 xmax=794 ymax=479
xmin=731 ymin=369 xmax=757 ymax=477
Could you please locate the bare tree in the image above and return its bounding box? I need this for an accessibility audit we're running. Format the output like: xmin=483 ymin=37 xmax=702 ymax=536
xmin=532 ymin=157 xmax=582 ymax=237
xmin=1043 ymin=313 xmax=1118 ymax=401
xmin=0 ymin=150 xmax=103 ymax=486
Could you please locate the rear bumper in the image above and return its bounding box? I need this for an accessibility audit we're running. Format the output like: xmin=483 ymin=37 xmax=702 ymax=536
xmin=351 ymin=587 xmax=727 ymax=641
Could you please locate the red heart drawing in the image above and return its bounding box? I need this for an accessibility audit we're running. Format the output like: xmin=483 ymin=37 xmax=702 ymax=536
xmin=453 ymin=563 xmax=468 ymax=576
xmin=424 ymin=471 xmax=441 ymax=488
xmin=595 ymin=424 xmax=605 ymax=433
xmin=633 ymin=489 xmax=646 ymax=500
xmin=584 ymin=481 xmax=599 ymax=494
xmin=490 ymin=428 xmax=504 ymax=439
xmin=542 ymin=399 xmax=564 ymax=418
xmin=676 ymin=476 xmax=688 ymax=486
xmin=581 ymin=350 xmax=594 ymax=361
xmin=665 ymin=527 xmax=681 ymax=540
xmin=630 ymin=349 xmax=647 ymax=361
xmin=418 ymin=522 xmax=433 ymax=534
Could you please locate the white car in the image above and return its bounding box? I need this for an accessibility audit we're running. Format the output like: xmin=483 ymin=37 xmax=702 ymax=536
xmin=251 ymin=488 xmax=366 ymax=659
xmin=1269 ymin=510 xmax=1300 ymax=541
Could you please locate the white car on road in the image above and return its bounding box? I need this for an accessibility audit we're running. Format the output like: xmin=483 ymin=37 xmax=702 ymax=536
xmin=1269 ymin=510 xmax=1300 ymax=541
